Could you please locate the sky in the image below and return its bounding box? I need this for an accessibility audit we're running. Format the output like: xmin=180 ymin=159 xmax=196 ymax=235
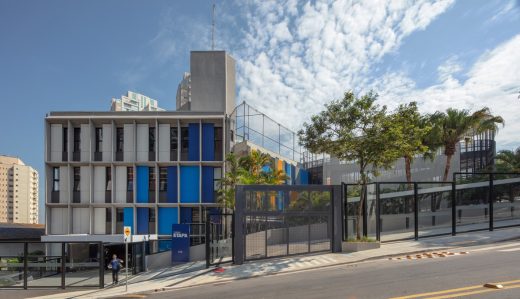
xmin=0 ymin=0 xmax=519 ymax=223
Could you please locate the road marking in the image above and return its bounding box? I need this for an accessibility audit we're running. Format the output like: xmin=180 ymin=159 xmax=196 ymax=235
xmin=425 ymin=283 xmax=520 ymax=299
xmin=498 ymin=247 xmax=520 ymax=252
xmin=470 ymin=243 xmax=520 ymax=252
xmin=388 ymin=279 xmax=520 ymax=299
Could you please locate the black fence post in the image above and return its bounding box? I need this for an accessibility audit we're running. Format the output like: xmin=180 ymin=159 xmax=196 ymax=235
xmin=489 ymin=173 xmax=494 ymax=231
xmin=342 ymin=183 xmax=347 ymax=241
xmin=99 ymin=242 xmax=104 ymax=288
xmin=376 ymin=183 xmax=381 ymax=242
xmin=414 ymin=183 xmax=419 ymax=240
xmin=23 ymin=242 xmax=28 ymax=289
xmin=205 ymin=213 xmax=210 ymax=268
xmin=231 ymin=212 xmax=235 ymax=264
xmin=452 ymin=174 xmax=457 ymax=236
xmin=363 ymin=185 xmax=368 ymax=238
xmin=61 ymin=243 xmax=66 ymax=289
xmin=233 ymin=186 xmax=244 ymax=265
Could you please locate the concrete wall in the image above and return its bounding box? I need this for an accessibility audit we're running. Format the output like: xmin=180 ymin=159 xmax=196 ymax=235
xmin=190 ymin=51 xmax=236 ymax=115
xmin=50 ymin=124 xmax=62 ymax=162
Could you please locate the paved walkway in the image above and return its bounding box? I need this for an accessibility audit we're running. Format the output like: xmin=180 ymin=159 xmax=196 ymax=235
xmin=26 ymin=227 xmax=520 ymax=299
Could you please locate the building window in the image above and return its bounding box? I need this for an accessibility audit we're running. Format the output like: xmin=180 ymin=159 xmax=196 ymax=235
xmin=63 ymin=127 xmax=68 ymax=152
xmin=149 ymin=127 xmax=155 ymax=152
xmin=170 ymin=127 xmax=178 ymax=160
xmin=106 ymin=167 xmax=111 ymax=191
xmin=159 ymin=167 xmax=167 ymax=191
xmin=214 ymin=127 xmax=223 ymax=161
xmin=127 ymin=167 xmax=133 ymax=192
xmin=95 ymin=127 xmax=103 ymax=152
xmin=116 ymin=127 xmax=124 ymax=152
xmin=214 ymin=167 xmax=222 ymax=199
xmin=181 ymin=127 xmax=189 ymax=160
xmin=52 ymin=167 xmax=60 ymax=191
xmin=73 ymin=128 xmax=81 ymax=152
xmin=73 ymin=167 xmax=80 ymax=192
xmin=149 ymin=167 xmax=155 ymax=191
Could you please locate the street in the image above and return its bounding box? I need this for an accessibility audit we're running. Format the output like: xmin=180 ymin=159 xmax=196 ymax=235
xmin=149 ymin=241 xmax=520 ymax=299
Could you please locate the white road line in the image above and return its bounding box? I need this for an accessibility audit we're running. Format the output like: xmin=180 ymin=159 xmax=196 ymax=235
xmin=498 ymin=247 xmax=520 ymax=252
xmin=471 ymin=243 xmax=520 ymax=252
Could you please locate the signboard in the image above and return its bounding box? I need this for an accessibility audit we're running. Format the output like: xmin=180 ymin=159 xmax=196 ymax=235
xmin=171 ymin=224 xmax=190 ymax=263
xmin=124 ymin=226 xmax=132 ymax=243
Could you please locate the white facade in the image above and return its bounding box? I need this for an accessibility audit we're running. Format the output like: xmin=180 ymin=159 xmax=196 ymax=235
xmin=0 ymin=156 xmax=39 ymax=224
xmin=111 ymin=91 xmax=165 ymax=112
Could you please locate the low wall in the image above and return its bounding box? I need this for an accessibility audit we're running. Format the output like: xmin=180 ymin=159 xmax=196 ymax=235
xmin=145 ymin=244 xmax=206 ymax=270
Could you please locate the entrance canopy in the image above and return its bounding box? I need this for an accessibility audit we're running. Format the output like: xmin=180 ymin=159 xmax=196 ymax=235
xmin=41 ymin=234 xmax=158 ymax=243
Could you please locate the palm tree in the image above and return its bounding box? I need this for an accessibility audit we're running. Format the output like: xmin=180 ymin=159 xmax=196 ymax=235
xmin=429 ymin=107 xmax=504 ymax=182
xmin=496 ymin=147 xmax=520 ymax=172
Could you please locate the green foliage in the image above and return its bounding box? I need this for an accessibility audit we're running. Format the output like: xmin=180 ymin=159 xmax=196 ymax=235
xmin=427 ymin=107 xmax=504 ymax=181
xmin=387 ymin=102 xmax=431 ymax=184
xmin=347 ymin=236 xmax=377 ymax=243
xmin=298 ymin=90 xmax=402 ymax=239
xmin=496 ymin=147 xmax=520 ymax=173
xmin=217 ymin=150 xmax=289 ymax=210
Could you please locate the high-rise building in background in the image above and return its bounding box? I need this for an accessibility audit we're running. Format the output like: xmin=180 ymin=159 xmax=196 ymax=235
xmin=0 ymin=155 xmax=39 ymax=224
xmin=111 ymin=91 xmax=165 ymax=112
xmin=176 ymin=72 xmax=191 ymax=111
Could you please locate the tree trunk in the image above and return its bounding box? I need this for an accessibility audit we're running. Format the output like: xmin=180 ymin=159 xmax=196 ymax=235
xmin=405 ymin=156 xmax=412 ymax=189
xmin=443 ymin=153 xmax=453 ymax=182
xmin=356 ymin=171 xmax=367 ymax=240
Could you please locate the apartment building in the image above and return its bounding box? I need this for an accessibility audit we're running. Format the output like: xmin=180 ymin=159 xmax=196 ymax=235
xmin=0 ymin=155 xmax=39 ymax=224
xmin=110 ymin=91 xmax=165 ymax=112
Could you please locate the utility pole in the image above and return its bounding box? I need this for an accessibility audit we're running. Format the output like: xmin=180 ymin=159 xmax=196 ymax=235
xmin=212 ymin=3 xmax=215 ymax=50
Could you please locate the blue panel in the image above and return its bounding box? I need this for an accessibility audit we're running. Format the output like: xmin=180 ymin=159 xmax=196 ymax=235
xmin=299 ymin=170 xmax=309 ymax=185
xmin=159 ymin=240 xmax=172 ymax=251
xmin=171 ymin=224 xmax=190 ymax=262
xmin=202 ymin=123 xmax=215 ymax=161
xmin=167 ymin=166 xmax=177 ymax=203
xmin=201 ymin=166 xmax=214 ymax=203
xmin=136 ymin=208 xmax=149 ymax=235
xmin=188 ymin=123 xmax=200 ymax=161
xmin=285 ymin=162 xmax=292 ymax=185
xmin=158 ymin=207 xmax=178 ymax=235
xmin=123 ymin=207 xmax=134 ymax=232
xmin=180 ymin=207 xmax=192 ymax=223
xmin=136 ymin=166 xmax=149 ymax=203
xmin=291 ymin=165 xmax=296 ymax=185
xmin=180 ymin=166 xmax=200 ymax=203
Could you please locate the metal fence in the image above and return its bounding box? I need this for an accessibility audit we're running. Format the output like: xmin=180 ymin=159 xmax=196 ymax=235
xmin=234 ymin=185 xmax=343 ymax=264
xmin=343 ymin=172 xmax=520 ymax=242
xmin=0 ymin=241 xmax=104 ymax=289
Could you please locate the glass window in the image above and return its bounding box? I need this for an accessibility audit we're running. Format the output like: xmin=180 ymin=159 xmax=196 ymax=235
xmin=73 ymin=167 xmax=80 ymax=192
xmin=214 ymin=127 xmax=223 ymax=160
xmin=106 ymin=167 xmax=111 ymax=191
xmin=149 ymin=127 xmax=155 ymax=152
xmin=149 ymin=167 xmax=155 ymax=191
xmin=63 ymin=127 xmax=68 ymax=152
xmin=127 ymin=167 xmax=133 ymax=191
xmin=95 ymin=128 xmax=103 ymax=152
xmin=181 ymin=127 xmax=189 ymax=160
xmin=159 ymin=167 xmax=167 ymax=191
xmin=116 ymin=127 xmax=124 ymax=152
xmin=73 ymin=128 xmax=81 ymax=152
xmin=52 ymin=167 xmax=60 ymax=191
xmin=170 ymin=127 xmax=178 ymax=154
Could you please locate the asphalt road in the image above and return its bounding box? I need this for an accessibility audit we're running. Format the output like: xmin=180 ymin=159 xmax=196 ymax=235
xmin=148 ymin=241 xmax=520 ymax=299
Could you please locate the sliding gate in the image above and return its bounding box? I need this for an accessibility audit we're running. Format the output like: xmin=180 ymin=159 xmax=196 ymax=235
xmin=234 ymin=185 xmax=342 ymax=264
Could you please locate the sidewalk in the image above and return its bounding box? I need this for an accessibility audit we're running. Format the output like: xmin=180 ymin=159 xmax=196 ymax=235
xmin=27 ymin=227 xmax=520 ymax=299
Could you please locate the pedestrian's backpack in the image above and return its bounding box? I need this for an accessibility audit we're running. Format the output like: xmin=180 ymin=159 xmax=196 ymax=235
xmin=111 ymin=259 xmax=121 ymax=271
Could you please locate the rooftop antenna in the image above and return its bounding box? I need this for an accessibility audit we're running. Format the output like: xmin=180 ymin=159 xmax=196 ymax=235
xmin=212 ymin=3 xmax=215 ymax=50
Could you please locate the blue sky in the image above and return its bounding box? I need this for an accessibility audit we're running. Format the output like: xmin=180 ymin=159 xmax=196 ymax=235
xmin=1 ymin=0 xmax=519 ymax=223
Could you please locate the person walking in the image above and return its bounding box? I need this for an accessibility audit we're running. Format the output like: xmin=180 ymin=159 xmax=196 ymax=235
xmin=109 ymin=254 xmax=124 ymax=284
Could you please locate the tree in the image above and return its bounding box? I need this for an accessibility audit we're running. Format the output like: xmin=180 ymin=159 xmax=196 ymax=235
xmin=429 ymin=107 xmax=504 ymax=182
xmin=496 ymin=147 xmax=520 ymax=173
xmin=388 ymin=102 xmax=431 ymax=186
xmin=217 ymin=150 xmax=288 ymax=210
xmin=298 ymin=91 xmax=401 ymax=239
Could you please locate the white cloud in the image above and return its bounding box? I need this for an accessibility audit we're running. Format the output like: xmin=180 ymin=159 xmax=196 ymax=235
xmin=234 ymin=0 xmax=455 ymax=133
xmin=374 ymin=35 xmax=520 ymax=149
